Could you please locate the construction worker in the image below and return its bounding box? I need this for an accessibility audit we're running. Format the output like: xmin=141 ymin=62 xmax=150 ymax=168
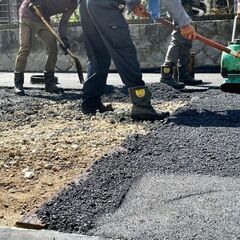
xmin=79 ymin=0 xmax=196 ymax=121
xmin=14 ymin=0 xmax=78 ymax=95
xmin=155 ymin=0 xmax=206 ymax=89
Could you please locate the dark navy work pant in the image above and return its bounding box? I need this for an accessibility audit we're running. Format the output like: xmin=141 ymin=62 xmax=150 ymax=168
xmin=80 ymin=0 xmax=145 ymax=107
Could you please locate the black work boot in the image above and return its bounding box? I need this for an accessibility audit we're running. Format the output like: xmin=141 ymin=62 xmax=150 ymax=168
xmin=178 ymin=66 xmax=203 ymax=85
xmin=14 ymin=72 xmax=25 ymax=96
xmin=82 ymin=102 xmax=114 ymax=115
xmin=44 ymin=71 xmax=64 ymax=94
xmin=129 ymin=86 xmax=170 ymax=121
xmin=160 ymin=65 xmax=185 ymax=90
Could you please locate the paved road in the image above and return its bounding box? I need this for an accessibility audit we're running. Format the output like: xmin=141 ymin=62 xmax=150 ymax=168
xmin=0 ymin=72 xmax=224 ymax=89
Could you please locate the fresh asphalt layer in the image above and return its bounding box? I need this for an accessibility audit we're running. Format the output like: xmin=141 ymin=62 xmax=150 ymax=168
xmin=88 ymin=90 xmax=240 ymax=240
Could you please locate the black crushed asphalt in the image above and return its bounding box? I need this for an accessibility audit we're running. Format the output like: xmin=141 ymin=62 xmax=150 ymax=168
xmin=21 ymin=85 xmax=239 ymax=239
xmin=0 ymin=83 xmax=187 ymax=124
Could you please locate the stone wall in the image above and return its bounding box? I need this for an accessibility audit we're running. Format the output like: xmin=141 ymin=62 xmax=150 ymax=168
xmin=0 ymin=19 xmax=234 ymax=72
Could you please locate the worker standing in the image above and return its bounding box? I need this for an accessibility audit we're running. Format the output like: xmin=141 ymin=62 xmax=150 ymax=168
xmin=79 ymin=0 xmax=197 ymax=121
xmin=14 ymin=0 xmax=78 ymax=95
xmin=150 ymin=0 xmax=206 ymax=89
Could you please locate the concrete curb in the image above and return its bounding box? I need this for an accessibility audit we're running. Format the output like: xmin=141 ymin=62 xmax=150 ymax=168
xmin=0 ymin=227 xmax=107 ymax=240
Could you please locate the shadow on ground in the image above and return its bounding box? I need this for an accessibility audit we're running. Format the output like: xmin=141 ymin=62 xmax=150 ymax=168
xmin=171 ymin=109 xmax=240 ymax=127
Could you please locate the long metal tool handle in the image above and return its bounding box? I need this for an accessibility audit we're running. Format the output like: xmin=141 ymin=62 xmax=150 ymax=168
xmin=144 ymin=10 xmax=239 ymax=57
xmin=29 ymin=3 xmax=84 ymax=83
xmin=157 ymin=17 xmax=239 ymax=58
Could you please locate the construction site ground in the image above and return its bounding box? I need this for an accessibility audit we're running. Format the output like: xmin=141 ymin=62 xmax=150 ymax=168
xmin=1 ymin=72 xmax=240 ymax=240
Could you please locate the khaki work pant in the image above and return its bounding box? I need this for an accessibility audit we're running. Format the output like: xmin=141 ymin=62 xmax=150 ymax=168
xmin=15 ymin=18 xmax=58 ymax=73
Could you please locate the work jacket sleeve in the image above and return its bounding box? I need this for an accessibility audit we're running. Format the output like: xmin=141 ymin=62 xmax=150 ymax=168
xmin=124 ymin=0 xmax=140 ymax=13
xmin=162 ymin=0 xmax=191 ymax=27
xmin=58 ymin=6 xmax=77 ymax=39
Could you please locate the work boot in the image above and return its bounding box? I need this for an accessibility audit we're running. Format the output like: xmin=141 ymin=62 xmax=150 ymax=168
xmin=14 ymin=72 xmax=25 ymax=96
xmin=44 ymin=71 xmax=64 ymax=94
xmin=129 ymin=86 xmax=170 ymax=121
xmin=160 ymin=65 xmax=185 ymax=90
xmin=82 ymin=102 xmax=114 ymax=115
xmin=178 ymin=66 xmax=203 ymax=85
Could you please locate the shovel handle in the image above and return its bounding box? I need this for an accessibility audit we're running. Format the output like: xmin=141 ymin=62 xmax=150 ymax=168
xmin=195 ymin=33 xmax=240 ymax=57
xmin=195 ymin=34 xmax=230 ymax=54
xmin=143 ymin=10 xmax=239 ymax=57
xmin=29 ymin=3 xmax=84 ymax=83
xmin=29 ymin=3 xmax=76 ymax=57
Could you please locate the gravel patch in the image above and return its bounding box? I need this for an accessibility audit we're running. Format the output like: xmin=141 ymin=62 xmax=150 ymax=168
xmin=0 ymin=83 xmax=184 ymax=227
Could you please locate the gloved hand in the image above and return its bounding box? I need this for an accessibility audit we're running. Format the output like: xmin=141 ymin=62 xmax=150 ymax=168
xmin=59 ymin=37 xmax=70 ymax=55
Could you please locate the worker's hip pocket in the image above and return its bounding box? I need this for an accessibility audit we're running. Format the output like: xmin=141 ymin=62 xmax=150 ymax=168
xmin=109 ymin=23 xmax=133 ymax=49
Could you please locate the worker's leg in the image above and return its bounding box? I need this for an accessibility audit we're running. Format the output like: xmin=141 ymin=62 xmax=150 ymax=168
xmin=81 ymin=0 xmax=169 ymax=120
xmin=161 ymin=30 xmax=185 ymax=89
xmin=14 ymin=18 xmax=33 ymax=95
xmin=80 ymin=0 xmax=113 ymax=113
xmin=38 ymin=26 xmax=63 ymax=93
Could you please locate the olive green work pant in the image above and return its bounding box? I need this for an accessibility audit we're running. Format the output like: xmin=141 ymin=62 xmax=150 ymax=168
xmin=15 ymin=18 xmax=58 ymax=73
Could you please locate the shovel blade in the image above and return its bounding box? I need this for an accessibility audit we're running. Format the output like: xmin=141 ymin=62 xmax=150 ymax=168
xmin=73 ymin=57 xmax=84 ymax=84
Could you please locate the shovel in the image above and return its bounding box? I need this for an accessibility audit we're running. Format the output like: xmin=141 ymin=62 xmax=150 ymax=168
xmin=143 ymin=11 xmax=240 ymax=58
xmin=29 ymin=3 xmax=84 ymax=83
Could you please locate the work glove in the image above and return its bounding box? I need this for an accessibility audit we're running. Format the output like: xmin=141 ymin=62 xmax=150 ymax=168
xmin=59 ymin=37 xmax=70 ymax=55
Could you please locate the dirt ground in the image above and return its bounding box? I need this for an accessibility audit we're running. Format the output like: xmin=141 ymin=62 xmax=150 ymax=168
xmin=0 ymin=87 xmax=185 ymax=227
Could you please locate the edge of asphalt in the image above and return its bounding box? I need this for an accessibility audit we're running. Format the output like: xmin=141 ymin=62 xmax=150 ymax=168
xmin=0 ymin=227 xmax=109 ymax=240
